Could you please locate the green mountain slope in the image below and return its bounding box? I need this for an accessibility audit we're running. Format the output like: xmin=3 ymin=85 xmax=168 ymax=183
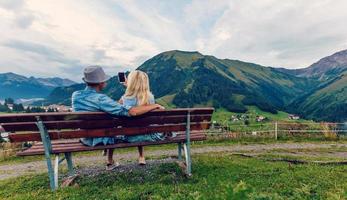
xmin=45 ymin=50 xmax=313 ymax=113
xmin=45 ymin=50 xmax=347 ymax=122
xmin=289 ymin=71 xmax=347 ymax=122
xmin=282 ymin=49 xmax=347 ymax=122
xmin=137 ymin=50 xmax=315 ymax=113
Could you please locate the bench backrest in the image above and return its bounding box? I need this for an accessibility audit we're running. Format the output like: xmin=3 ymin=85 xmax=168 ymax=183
xmin=0 ymin=108 xmax=214 ymax=142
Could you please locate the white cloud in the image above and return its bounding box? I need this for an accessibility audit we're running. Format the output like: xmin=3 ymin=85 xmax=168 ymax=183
xmin=0 ymin=0 xmax=347 ymax=81
xmin=189 ymin=0 xmax=347 ymax=68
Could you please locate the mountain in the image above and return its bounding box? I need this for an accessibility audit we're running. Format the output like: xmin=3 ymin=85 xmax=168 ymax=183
xmin=289 ymin=73 xmax=347 ymax=122
xmin=44 ymin=50 xmax=347 ymax=122
xmin=46 ymin=50 xmax=315 ymax=114
xmin=295 ymin=49 xmax=347 ymax=81
xmin=35 ymin=77 xmax=76 ymax=88
xmin=277 ymin=49 xmax=347 ymax=122
xmin=137 ymin=51 xmax=317 ymax=113
xmin=0 ymin=72 xmax=76 ymax=99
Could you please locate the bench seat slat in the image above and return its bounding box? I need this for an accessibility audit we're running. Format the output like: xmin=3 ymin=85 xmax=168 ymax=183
xmin=9 ymin=122 xmax=211 ymax=142
xmin=23 ymin=133 xmax=204 ymax=152
xmin=0 ymin=108 xmax=214 ymax=123
xmin=1 ymin=114 xmax=212 ymax=132
xmin=26 ymin=132 xmax=196 ymax=150
xmin=17 ymin=133 xmax=206 ymax=156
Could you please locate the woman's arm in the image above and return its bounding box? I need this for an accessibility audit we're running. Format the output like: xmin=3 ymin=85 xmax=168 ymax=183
xmin=128 ymin=104 xmax=164 ymax=116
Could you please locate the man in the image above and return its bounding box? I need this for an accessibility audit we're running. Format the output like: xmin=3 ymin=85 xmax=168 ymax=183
xmin=72 ymin=65 xmax=163 ymax=170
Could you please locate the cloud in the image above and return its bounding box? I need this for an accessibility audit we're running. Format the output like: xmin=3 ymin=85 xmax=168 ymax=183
xmin=14 ymin=13 xmax=35 ymax=29
xmin=0 ymin=0 xmax=25 ymax=10
xmin=3 ymin=40 xmax=80 ymax=65
xmin=0 ymin=0 xmax=347 ymax=81
xmin=187 ymin=0 xmax=347 ymax=68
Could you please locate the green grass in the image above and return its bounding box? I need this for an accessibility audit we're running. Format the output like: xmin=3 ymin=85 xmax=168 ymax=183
xmin=212 ymin=106 xmax=311 ymax=124
xmin=3 ymin=138 xmax=347 ymax=165
xmin=1 ymin=153 xmax=347 ymax=199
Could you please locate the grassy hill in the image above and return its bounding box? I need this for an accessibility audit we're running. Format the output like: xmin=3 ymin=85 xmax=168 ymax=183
xmin=280 ymin=49 xmax=347 ymax=122
xmin=43 ymin=49 xmax=347 ymax=122
xmin=1 ymin=147 xmax=347 ymax=199
xmin=212 ymin=106 xmax=296 ymax=123
xmin=290 ymin=71 xmax=347 ymax=122
xmin=138 ymin=50 xmax=315 ymax=114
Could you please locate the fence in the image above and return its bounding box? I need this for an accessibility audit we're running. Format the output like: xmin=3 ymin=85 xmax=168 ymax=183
xmin=208 ymin=121 xmax=347 ymax=140
xmin=1 ymin=121 xmax=347 ymax=160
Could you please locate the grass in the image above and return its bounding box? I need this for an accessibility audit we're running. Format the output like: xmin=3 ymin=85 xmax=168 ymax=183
xmin=3 ymin=138 xmax=347 ymax=165
xmin=1 ymin=152 xmax=347 ymax=199
xmin=3 ymin=137 xmax=347 ymax=165
xmin=212 ymin=106 xmax=311 ymax=124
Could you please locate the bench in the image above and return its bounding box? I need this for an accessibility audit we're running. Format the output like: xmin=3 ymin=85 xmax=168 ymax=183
xmin=0 ymin=108 xmax=214 ymax=190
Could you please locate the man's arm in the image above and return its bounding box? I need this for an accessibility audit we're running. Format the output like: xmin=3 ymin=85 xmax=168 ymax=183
xmin=128 ymin=104 xmax=164 ymax=116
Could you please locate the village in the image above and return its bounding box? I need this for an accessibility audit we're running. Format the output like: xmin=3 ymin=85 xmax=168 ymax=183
xmin=0 ymin=98 xmax=71 ymax=113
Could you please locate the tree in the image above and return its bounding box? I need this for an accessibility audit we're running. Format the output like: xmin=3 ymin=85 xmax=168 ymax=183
xmin=13 ymin=103 xmax=24 ymax=112
xmin=47 ymin=108 xmax=57 ymax=112
xmin=4 ymin=98 xmax=14 ymax=105
xmin=0 ymin=103 xmax=10 ymax=112
xmin=25 ymin=106 xmax=46 ymax=113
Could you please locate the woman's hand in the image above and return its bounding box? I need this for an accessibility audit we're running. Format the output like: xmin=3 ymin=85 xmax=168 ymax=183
xmin=155 ymin=104 xmax=165 ymax=110
xmin=121 ymin=78 xmax=128 ymax=87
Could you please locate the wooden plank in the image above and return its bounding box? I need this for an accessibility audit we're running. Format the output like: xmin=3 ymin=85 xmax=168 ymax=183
xmin=17 ymin=133 xmax=206 ymax=156
xmin=25 ymin=132 xmax=204 ymax=150
xmin=0 ymin=108 xmax=214 ymax=123
xmin=1 ymin=114 xmax=212 ymax=132
xmin=19 ymin=133 xmax=205 ymax=154
xmin=9 ymin=122 xmax=211 ymax=142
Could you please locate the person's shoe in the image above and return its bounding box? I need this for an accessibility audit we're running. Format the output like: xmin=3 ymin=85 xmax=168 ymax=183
xmin=106 ymin=162 xmax=120 ymax=171
xmin=138 ymin=157 xmax=146 ymax=165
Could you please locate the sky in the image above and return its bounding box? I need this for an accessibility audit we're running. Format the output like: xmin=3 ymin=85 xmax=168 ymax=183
xmin=1 ymin=0 xmax=347 ymax=82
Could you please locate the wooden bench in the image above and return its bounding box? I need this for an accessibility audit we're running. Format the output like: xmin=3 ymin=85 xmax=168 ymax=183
xmin=0 ymin=108 xmax=213 ymax=190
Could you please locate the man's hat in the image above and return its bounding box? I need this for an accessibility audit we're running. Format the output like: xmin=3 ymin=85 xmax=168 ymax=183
xmin=82 ymin=65 xmax=111 ymax=83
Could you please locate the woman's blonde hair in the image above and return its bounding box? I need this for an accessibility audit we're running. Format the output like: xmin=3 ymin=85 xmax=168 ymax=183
xmin=124 ymin=70 xmax=153 ymax=106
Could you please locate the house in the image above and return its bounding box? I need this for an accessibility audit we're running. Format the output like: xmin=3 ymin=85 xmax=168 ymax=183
xmin=44 ymin=104 xmax=72 ymax=112
xmin=6 ymin=104 xmax=13 ymax=110
xmin=256 ymin=115 xmax=266 ymax=122
xmin=288 ymin=114 xmax=300 ymax=120
xmin=230 ymin=115 xmax=239 ymax=122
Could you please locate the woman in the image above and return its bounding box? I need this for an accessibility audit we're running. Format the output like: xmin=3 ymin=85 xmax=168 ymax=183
xmin=121 ymin=70 xmax=165 ymax=165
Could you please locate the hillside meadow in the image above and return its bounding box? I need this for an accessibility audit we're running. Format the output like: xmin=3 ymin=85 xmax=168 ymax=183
xmin=0 ymin=151 xmax=347 ymax=200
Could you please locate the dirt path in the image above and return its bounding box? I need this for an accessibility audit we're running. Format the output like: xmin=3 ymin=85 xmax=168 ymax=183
xmin=1 ymin=142 xmax=347 ymax=180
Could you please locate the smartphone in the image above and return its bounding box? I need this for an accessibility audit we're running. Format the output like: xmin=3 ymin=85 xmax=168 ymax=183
xmin=118 ymin=72 xmax=126 ymax=83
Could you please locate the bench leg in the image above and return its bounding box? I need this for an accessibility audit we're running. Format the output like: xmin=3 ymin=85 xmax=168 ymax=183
xmin=54 ymin=154 xmax=59 ymax=189
xmin=183 ymin=143 xmax=192 ymax=176
xmin=36 ymin=118 xmax=56 ymax=191
xmin=184 ymin=111 xmax=192 ymax=176
xmin=43 ymin=153 xmax=56 ymax=190
xmin=64 ymin=152 xmax=74 ymax=176
xmin=178 ymin=143 xmax=183 ymax=161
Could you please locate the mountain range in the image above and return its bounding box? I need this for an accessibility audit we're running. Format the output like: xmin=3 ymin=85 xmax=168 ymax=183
xmin=5 ymin=49 xmax=347 ymax=122
xmin=283 ymin=50 xmax=347 ymax=121
xmin=0 ymin=73 xmax=76 ymax=99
